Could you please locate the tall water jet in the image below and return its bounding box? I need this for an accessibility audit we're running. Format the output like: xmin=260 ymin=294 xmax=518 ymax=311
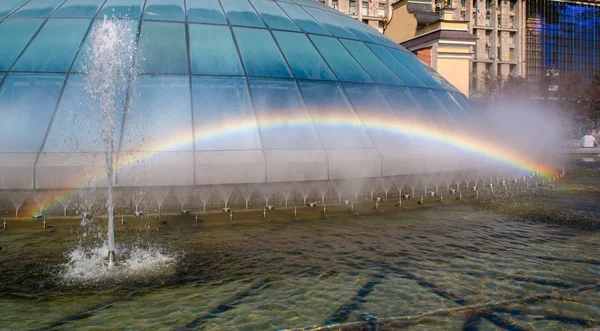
xmin=83 ymin=17 xmax=137 ymax=265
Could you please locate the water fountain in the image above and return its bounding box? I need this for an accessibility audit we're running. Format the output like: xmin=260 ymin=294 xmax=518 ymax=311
xmin=10 ymin=191 xmax=28 ymax=218
xmin=278 ymin=183 xmax=295 ymax=208
xmin=239 ymin=185 xmax=255 ymax=210
xmin=152 ymin=188 xmax=170 ymax=216
xmin=83 ymin=17 xmax=137 ymax=265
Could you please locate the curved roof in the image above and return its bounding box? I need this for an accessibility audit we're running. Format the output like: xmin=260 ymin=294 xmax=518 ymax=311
xmin=0 ymin=0 xmax=473 ymax=189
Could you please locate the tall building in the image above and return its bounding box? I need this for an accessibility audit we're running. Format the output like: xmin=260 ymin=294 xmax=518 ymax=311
xmin=316 ymin=0 xmax=392 ymax=33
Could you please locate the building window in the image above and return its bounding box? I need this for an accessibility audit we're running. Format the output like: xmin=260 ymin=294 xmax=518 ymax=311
xmin=460 ymin=10 xmax=467 ymax=20
xmin=497 ymin=14 xmax=501 ymax=27
xmin=497 ymin=46 xmax=501 ymax=60
xmin=486 ymin=13 xmax=491 ymax=26
xmin=509 ymin=32 xmax=515 ymax=44
xmin=349 ymin=1 xmax=356 ymax=15
xmin=509 ymin=49 xmax=515 ymax=61
xmin=378 ymin=3 xmax=385 ymax=16
xmin=509 ymin=15 xmax=515 ymax=28
xmin=473 ymin=0 xmax=477 ymax=8
xmin=486 ymin=45 xmax=493 ymax=59
xmin=362 ymin=19 xmax=369 ymax=24
xmin=510 ymin=0 xmax=516 ymax=11
xmin=361 ymin=2 xmax=368 ymax=16
xmin=485 ymin=0 xmax=491 ymax=9
xmin=332 ymin=0 xmax=338 ymax=10
xmin=378 ymin=21 xmax=384 ymax=32
xmin=461 ymin=0 xmax=466 ymax=7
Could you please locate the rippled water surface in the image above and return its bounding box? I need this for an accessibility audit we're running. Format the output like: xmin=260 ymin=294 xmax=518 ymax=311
xmin=1 ymin=199 xmax=599 ymax=330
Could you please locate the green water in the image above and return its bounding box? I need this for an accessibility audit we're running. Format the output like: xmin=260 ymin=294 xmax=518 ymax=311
xmin=1 ymin=160 xmax=599 ymax=330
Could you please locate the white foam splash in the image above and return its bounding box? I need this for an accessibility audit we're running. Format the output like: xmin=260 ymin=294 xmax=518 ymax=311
xmin=60 ymin=242 xmax=177 ymax=283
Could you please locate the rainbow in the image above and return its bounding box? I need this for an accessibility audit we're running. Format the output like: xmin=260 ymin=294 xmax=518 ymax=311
xmin=37 ymin=112 xmax=556 ymax=214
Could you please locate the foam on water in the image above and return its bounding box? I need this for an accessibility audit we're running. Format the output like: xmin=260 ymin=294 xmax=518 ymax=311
xmin=60 ymin=242 xmax=177 ymax=283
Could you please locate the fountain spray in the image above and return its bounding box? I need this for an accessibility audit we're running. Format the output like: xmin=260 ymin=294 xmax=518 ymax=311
xmin=84 ymin=17 xmax=137 ymax=266
xmin=43 ymin=216 xmax=47 ymax=228
xmin=3 ymin=217 xmax=6 ymax=229
xmin=294 ymin=206 xmax=297 ymax=216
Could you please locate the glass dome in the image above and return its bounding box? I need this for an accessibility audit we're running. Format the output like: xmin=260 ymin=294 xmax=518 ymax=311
xmin=0 ymin=0 xmax=473 ymax=189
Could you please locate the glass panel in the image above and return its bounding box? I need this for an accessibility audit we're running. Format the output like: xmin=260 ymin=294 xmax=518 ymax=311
xmin=11 ymin=0 xmax=65 ymax=17
xmin=327 ymin=14 xmax=378 ymax=44
xmin=378 ymin=85 xmax=442 ymax=134
xmin=137 ymin=21 xmax=188 ymax=74
xmin=409 ymin=87 xmax=463 ymax=132
xmin=366 ymin=43 xmax=426 ymax=87
xmin=189 ymin=24 xmax=243 ymax=75
xmin=73 ymin=19 xmax=138 ymax=73
xmin=191 ymin=76 xmax=262 ymax=151
xmin=43 ymin=74 xmax=126 ymax=152
xmin=450 ymin=91 xmax=473 ymax=115
xmin=99 ymin=0 xmax=144 ymax=19
xmin=186 ymin=0 xmax=227 ymax=24
xmin=342 ymin=83 xmax=412 ymax=147
xmin=0 ymin=19 xmax=45 ymax=71
xmin=302 ymin=7 xmax=355 ymax=39
xmin=248 ymin=78 xmax=322 ymax=150
xmin=143 ymin=0 xmax=185 ymax=22
xmin=277 ymin=2 xmax=330 ymax=35
xmin=122 ymin=75 xmax=193 ymax=151
xmin=309 ymin=34 xmax=372 ymax=83
xmin=388 ymin=47 xmax=456 ymax=90
xmin=432 ymin=89 xmax=472 ymax=125
xmin=233 ymin=27 xmax=292 ymax=78
xmin=13 ymin=18 xmax=91 ymax=72
xmin=53 ymin=0 xmax=104 ymax=18
xmin=299 ymin=81 xmax=373 ymax=149
xmin=0 ymin=73 xmax=65 ymax=152
xmin=0 ymin=0 xmax=29 ymax=18
xmin=220 ymin=0 xmax=265 ymax=28
xmin=272 ymin=31 xmax=335 ymax=80
xmin=250 ymin=0 xmax=300 ymax=31
xmin=340 ymin=39 xmax=402 ymax=85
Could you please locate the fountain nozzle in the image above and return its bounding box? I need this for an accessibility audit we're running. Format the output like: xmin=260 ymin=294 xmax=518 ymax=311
xmin=43 ymin=216 xmax=47 ymax=228
xmin=294 ymin=206 xmax=297 ymax=216
xmin=3 ymin=217 xmax=6 ymax=229
xmin=108 ymin=250 xmax=116 ymax=266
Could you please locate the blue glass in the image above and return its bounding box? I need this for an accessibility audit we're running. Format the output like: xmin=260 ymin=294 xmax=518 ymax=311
xmin=328 ymin=14 xmax=378 ymax=44
xmin=273 ymin=31 xmax=335 ymax=80
xmin=387 ymin=47 xmax=452 ymax=90
xmin=53 ymin=0 xmax=104 ymax=18
xmin=250 ymin=0 xmax=300 ymax=31
xmin=73 ymin=19 xmax=138 ymax=73
xmin=366 ymin=43 xmax=426 ymax=87
xmin=302 ymin=7 xmax=355 ymax=39
xmin=379 ymin=85 xmax=441 ymax=133
xmin=11 ymin=0 xmax=64 ymax=17
xmin=220 ymin=0 xmax=265 ymax=28
xmin=340 ymin=39 xmax=402 ymax=85
xmin=248 ymin=78 xmax=322 ymax=150
xmin=99 ymin=0 xmax=144 ymax=19
xmin=187 ymin=0 xmax=227 ymax=24
xmin=137 ymin=21 xmax=188 ymax=74
xmin=0 ymin=0 xmax=28 ymax=18
xmin=277 ymin=2 xmax=330 ymax=35
xmin=143 ymin=0 xmax=185 ymax=22
xmin=299 ymin=81 xmax=373 ymax=149
xmin=189 ymin=24 xmax=243 ymax=75
xmin=13 ymin=19 xmax=91 ymax=72
xmin=409 ymin=87 xmax=463 ymax=131
xmin=191 ymin=76 xmax=262 ymax=150
xmin=450 ymin=91 xmax=473 ymax=115
xmin=432 ymin=90 xmax=472 ymax=125
xmin=44 ymin=75 xmax=126 ymax=152
xmin=122 ymin=75 xmax=193 ymax=151
xmin=0 ymin=19 xmax=45 ymax=71
xmin=309 ymin=35 xmax=372 ymax=83
xmin=0 ymin=73 xmax=65 ymax=152
xmin=233 ymin=27 xmax=292 ymax=78
xmin=343 ymin=83 xmax=413 ymax=147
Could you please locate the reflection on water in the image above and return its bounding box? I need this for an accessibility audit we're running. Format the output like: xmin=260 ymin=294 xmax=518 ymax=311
xmin=0 ymin=202 xmax=598 ymax=330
